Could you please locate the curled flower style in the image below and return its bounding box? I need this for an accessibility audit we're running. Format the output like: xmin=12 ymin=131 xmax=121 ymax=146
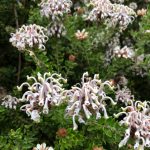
xmin=33 ymin=143 xmax=54 ymax=150
xmin=85 ymin=0 xmax=136 ymax=30
xmin=113 ymin=46 xmax=135 ymax=59
xmin=39 ymin=0 xmax=72 ymax=21
xmin=114 ymin=101 xmax=150 ymax=149
xmin=9 ymin=24 xmax=48 ymax=51
xmin=75 ymin=29 xmax=89 ymax=40
xmin=65 ymin=72 xmax=116 ymax=130
xmin=115 ymin=87 xmax=134 ymax=105
xmin=18 ymin=72 xmax=67 ymax=122
xmin=1 ymin=95 xmax=19 ymax=109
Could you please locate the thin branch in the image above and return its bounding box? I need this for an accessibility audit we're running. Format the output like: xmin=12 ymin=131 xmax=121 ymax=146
xmin=14 ymin=3 xmax=21 ymax=84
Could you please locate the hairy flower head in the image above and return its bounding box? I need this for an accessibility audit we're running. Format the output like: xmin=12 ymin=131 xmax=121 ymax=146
xmin=9 ymin=24 xmax=48 ymax=51
xmin=65 ymin=72 xmax=116 ymax=130
xmin=18 ymin=72 xmax=66 ymax=122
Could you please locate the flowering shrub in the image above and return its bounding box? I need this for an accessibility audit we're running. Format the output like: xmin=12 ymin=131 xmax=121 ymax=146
xmin=1 ymin=0 xmax=150 ymax=150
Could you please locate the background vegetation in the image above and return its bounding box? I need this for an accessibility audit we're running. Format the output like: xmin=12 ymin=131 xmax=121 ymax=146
xmin=0 ymin=0 xmax=150 ymax=149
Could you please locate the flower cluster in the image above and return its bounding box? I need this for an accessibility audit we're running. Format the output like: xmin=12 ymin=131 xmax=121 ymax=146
xmin=33 ymin=143 xmax=54 ymax=150
xmin=9 ymin=24 xmax=48 ymax=51
xmin=115 ymin=87 xmax=134 ymax=105
xmin=113 ymin=46 xmax=135 ymax=59
xmin=39 ymin=0 xmax=72 ymax=21
xmin=1 ymin=95 xmax=19 ymax=109
xmin=65 ymin=72 xmax=116 ymax=130
xmin=114 ymin=101 xmax=150 ymax=149
xmin=17 ymin=72 xmax=67 ymax=122
xmin=39 ymin=0 xmax=72 ymax=37
xmin=86 ymin=0 xmax=136 ymax=30
xmin=75 ymin=29 xmax=89 ymax=40
xmin=47 ymin=22 xmax=66 ymax=37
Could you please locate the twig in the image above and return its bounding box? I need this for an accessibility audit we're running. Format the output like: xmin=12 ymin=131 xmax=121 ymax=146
xmin=14 ymin=3 xmax=21 ymax=84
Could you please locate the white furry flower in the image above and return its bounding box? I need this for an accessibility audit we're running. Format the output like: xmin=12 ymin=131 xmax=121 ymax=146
xmin=85 ymin=0 xmax=136 ymax=30
xmin=9 ymin=24 xmax=48 ymax=51
xmin=39 ymin=0 xmax=72 ymax=21
xmin=114 ymin=46 xmax=135 ymax=59
xmin=18 ymin=72 xmax=67 ymax=122
xmin=115 ymin=87 xmax=134 ymax=105
xmin=1 ymin=95 xmax=19 ymax=109
xmin=47 ymin=22 xmax=66 ymax=37
xmin=65 ymin=72 xmax=116 ymax=130
xmin=115 ymin=100 xmax=150 ymax=149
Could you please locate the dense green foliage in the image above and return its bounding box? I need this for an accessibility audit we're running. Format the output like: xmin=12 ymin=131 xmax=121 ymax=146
xmin=1 ymin=0 xmax=150 ymax=150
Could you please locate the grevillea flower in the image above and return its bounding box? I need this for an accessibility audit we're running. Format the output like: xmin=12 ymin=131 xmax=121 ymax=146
xmin=1 ymin=95 xmax=19 ymax=109
xmin=113 ymin=46 xmax=135 ymax=59
xmin=85 ymin=0 xmax=136 ymax=30
xmin=33 ymin=143 xmax=54 ymax=150
xmin=9 ymin=24 xmax=48 ymax=51
xmin=47 ymin=22 xmax=66 ymax=37
xmin=39 ymin=0 xmax=72 ymax=21
xmin=18 ymin=72 xmax=67 ymax=122
xmin=115 ymin=87 xmax=134 ymax=105
xmin=75 ymin=29 xmax=89 ymax=40
xmin=114 ymin=100 xmax=150 ymax=149
xmin=65 ymin=72 xmax=116 ymax=130
xmin=39 ymin=0 xmax=72 ymax=37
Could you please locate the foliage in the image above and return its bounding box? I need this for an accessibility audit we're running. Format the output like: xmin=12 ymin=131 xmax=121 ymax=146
xmin=1 ymin=0 xmax=150 ymax=150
